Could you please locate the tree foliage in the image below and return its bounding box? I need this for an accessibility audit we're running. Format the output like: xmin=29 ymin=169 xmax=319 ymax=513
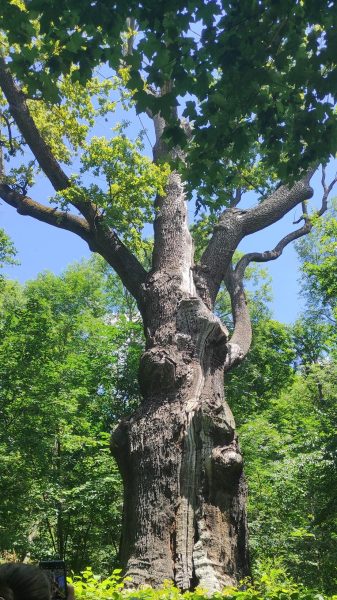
xmin=0 ymin=258 xmax=143 ymax=571
xmin=0 ymin=0 xmax=337 ymax=591
xmin=0 ymin=229 xmax=17 ymax=272
xmin=1 ymin=1 xmax=337 ymax=202
xmin=68 ymin=565 xmax=336 ymax=600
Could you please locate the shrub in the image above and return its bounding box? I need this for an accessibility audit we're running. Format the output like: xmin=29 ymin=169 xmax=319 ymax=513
xmin=69 ymin=566 xmax=337 ymax=600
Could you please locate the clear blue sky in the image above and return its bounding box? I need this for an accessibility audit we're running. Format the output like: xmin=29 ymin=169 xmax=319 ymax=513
xmin=1 ymin=109 xmax=335 ymax=324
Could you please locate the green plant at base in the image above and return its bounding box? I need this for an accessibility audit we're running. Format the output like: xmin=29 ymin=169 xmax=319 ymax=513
xmin=69 ymin=566 xmax=336 ymax=600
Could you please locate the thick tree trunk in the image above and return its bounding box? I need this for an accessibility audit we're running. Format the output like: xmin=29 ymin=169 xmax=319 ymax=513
xmin=112 ymin=355 xmax=248 ymax=591
xmin=111 ymin=172 xmax=249 ymax=591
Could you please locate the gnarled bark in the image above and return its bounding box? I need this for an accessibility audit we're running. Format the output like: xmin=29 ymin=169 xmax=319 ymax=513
xmin=111 ymin=172 xmax=249 ymax=590
xmin=111 ymin=306 xmax=249 ymax=591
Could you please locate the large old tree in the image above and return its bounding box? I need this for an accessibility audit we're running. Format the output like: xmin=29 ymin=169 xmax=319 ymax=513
xmin=1 ymin=0 xmax=337 ymax=591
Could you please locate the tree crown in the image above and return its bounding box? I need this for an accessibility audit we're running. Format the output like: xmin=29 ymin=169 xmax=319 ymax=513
xmin=2 ymin=0 xmax=337 ymax=204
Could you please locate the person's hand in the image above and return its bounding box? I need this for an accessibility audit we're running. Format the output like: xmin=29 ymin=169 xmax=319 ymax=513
xmin=67 ymin=584 xmax=75 ymax=600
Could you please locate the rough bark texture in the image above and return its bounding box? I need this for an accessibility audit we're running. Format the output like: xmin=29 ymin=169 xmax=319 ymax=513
xmin=111 ymin=172 xmax=249 ymax=591
xmin=0 ymin=50 xmax=324 ymax=596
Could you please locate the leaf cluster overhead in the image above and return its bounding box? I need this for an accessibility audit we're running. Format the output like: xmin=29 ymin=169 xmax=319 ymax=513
xmin=2 ymin=0 xmax=337 ymax=201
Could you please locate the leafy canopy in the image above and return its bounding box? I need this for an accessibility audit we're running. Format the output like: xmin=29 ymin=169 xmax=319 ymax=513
xmin=2 ymin=0 xmax=337 ymax=203
xmin=0 ymin=257 xmax=143 ymax=571
xmin=0 ymin=43 xmax=168 ymax=254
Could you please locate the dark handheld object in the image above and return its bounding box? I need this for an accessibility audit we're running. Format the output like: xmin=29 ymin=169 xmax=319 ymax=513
xmin=39 ymin=561 xmax=67 ymax=600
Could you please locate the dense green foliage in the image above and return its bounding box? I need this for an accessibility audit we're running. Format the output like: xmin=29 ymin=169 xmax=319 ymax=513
xmin=0 ymin=1 xmax=336 ymax=594
xmin=240 ymin=364 xmax=337 ymax=593
xmin=0 ymin=229 xmax=17 ymax=273
xmin=68 ymin=566 xmax=337 ymax=600
xmin=297 ymin=208 xmax=337 ymax=331
xmin=1 ymin=209 xmax=337 ymax=591
xmin=0 ymin=257 xmax=142 ymax=571
xmin=2 ymin=1 xmax=337 ymax=203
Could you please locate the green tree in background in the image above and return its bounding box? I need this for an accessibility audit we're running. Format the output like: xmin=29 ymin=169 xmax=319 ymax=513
xmin=0 ymin=229 xmax=17 ymax=273
xmin=297 ymin=208 xmax=337 ymax=331
xmin=0 ymin=258 xmax=143 ymax=572
xmin=1 ymin=0 xmax=337 ymax=589
xmin=237 ymin=214 xmax=337 ymax=593
xmin=241 ymin=363 xmax=337 ymax=593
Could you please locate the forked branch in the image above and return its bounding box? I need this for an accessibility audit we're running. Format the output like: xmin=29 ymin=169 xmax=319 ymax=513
xmin=196 ymin=170 xmax=315 ymax=307
xmin=223 ymin=167 xmax=337 ymax=371
xmin=236 ymin=167 xmax=337 ymax=279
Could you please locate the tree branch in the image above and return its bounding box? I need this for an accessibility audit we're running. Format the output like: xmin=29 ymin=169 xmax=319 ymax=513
xmin=194 ymin=169 xmax=315 ymax=308
xmin=241 ymin=169 xmax=315 ymax=236
xmin=1 ymin=111 xmax=15 ymax=155
xmin=0 ymin=58 xmax=148 ymax=305
xmin=235 ymin=166 xmax=337 ymax=279
xmin=0 ymin=183 xmax=94 ymax=244
xmin=229 ymin=188 xmax=243 ymax=208
xmin=0 ymin=182 xmax=148 ymax=305
xmin=223 ymin=264 xmax=252 ymax=372
xmin=216 ymin=167 xmax=337 ymax=371
xmin=236 ymin=220 xmax=311 ymax=280
xmin=0 ymin=56 xmax=100 ymax=227
xmin=0 ymin=59 xmax=68 ymax=190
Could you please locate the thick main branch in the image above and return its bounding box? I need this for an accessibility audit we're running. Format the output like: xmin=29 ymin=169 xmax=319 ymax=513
xmin=0 ymin=58 xmax=147 ymax=304
xmin=195 ymin=171 xmax=315 ymax=307
xmin=0 ymin=183 xmax=93 ymax=244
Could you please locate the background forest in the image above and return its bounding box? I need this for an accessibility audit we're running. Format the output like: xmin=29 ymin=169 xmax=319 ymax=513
xmin=0 ymin=206 xmax=336 ymax=594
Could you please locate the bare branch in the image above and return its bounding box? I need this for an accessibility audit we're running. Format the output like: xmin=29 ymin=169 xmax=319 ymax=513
xmin=235 ymin=167 xmax=337 ymax=279
xmin=124 ymin=17 xmax=137 ymax=56
xmin=236 ymin=221 xmax=312 ymax=280
xmin=194 ymin=169 xmax=316 ymax=308
xmin=293 ymin=200 xmax=308 ymax=224
xmin=0 ymin=183 xmax=95 ymax=246
xmin=1 ymin=112 xmax=15 ymax=155
xmin=229 ymin=188 xmax=243 ymax=208
xmin=223 ymin=265 xmax=252 ymax=372
xmin=320 ymin=165 xmax=337 ymax=216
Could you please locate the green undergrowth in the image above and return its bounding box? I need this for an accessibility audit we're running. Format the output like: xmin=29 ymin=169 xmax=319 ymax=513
xmin=69 ymin=566 xmax=337 ymax=600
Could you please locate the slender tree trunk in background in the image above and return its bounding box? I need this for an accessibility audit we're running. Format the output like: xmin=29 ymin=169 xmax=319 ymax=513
xmin=111 ymin=172 xmax=249 ymax=591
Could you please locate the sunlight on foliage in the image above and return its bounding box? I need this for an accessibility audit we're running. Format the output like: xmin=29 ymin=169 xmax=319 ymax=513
xmin=52 ymin=129 xmax=170 ymax=253
xmin=69 ymin=566 xmax=335 ymax=600
xmin=27 ymin=74 xmax=118 ymax=163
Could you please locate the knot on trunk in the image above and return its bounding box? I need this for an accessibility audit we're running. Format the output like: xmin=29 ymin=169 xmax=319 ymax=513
xmin=110 ymin=420 xmax=129 ymax=475
xmin=176 ymin=298 xmax=228 ymax=364
xmin=139 ymin=348 xmax=180 ymax=397
xmin=211 ymin=443 xmax=243 ymax=478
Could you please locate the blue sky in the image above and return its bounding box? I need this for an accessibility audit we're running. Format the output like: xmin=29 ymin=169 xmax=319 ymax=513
xmin=1 ymin=105 xmax=336 ymax=324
